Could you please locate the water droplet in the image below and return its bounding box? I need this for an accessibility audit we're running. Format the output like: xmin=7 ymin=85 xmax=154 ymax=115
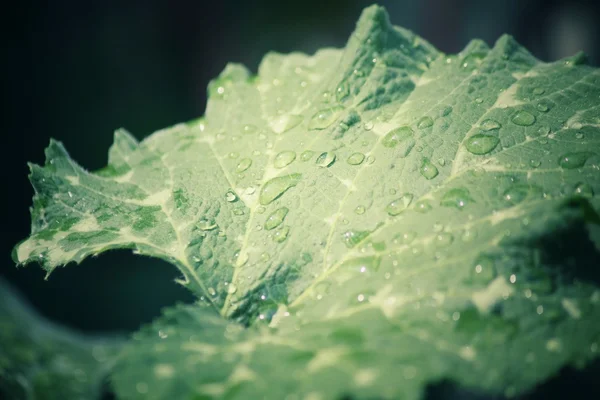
xmin=441 ymin=187 xmax=473 ymax=210
xmin=207 ymin=287 xmax=217 ymax=296
xmin=382 ymin=126 xmax=415 ymax=154
xmin=366 ymin=155 xmax=376 ymax=165
xmin=259 ymin=174 xmax=302 ymax=205
xmin=465 ymin=134 xmax=500 ymax=155
xmin=236 ymin=158 xmax=252 ymax=173
xmin=511 ymin=110 xmax=536 ymax=126
xmin=274 ymin=151 xmax=296 ymax=169
xmin=480 ymin=119 xmax=501 ymax=131
xmin=558 ymin=152 xmax=593 ymax=169
xmin=227 ymin=284 xmax=237 ymax=294
xmin=342 ymin=230 xmax=370 ymax=248
xmin=198 ymin=219 xmax=218 ymax=231
xmin=300 ymin=150 xmax=314 ymax=161
xmin=503 ymin=184 xmax=539 ymax=204
xmin=273 ymin=226 xmax=290 ymax=243
xmin=420 ymin=158 xmax=439 ymax=180
xmin=336 ymin=82 xmax=350 ymax=102
xmin=264 ymin=207 xmax=289 ymax=230
xmin=354 ymin=205 xmax=366 ymax=215
xmin=575 ymin=132 xmax=584 ymax=139
xmin=235 ymin=252 xmax=249 ymax=267
xmin=315 ymin=152 xmax=336 ymax=168
xmin=347 ymin=152 xmax=365 ymax=165
xmin=529 ymin=159 xmax=541 ymax=168
xmin=308 ymin=106 xmax=344 ymax=130
xmin=440 ymin=106 xmax=453 ymax=117
xmin=435 ymin=232 xmax=454 ymax=247
xmin=574 ymin=182 xmax=594 ymax=198
xmin=417 ymin=116 xmax=433 ymax=129
xmin=532 ymin=87 xmax=545 ymax=95
xmin=475 ymin=97 xmax=483 ymax=104
xmin=414 ymin=200 xmax=433 ymax=213
xmin=385 ymin=193 xmax=414 ymax=216
xmin=242 ymin=124 xmax=258 ymax=135
xmin=461 ymin=52 xmax=486 ymax=71
xmin=229 ymin=152 xmax=240 ymax=159
xmin=225 ymin=190 xmax=238 ymax=202
xmin=363 ymin=121 xmax=374 ymax=131
xmin=438 ymin=158 xmax=446 ymax=166
xmin=471 ymin=255 xmax=496 ymax=284
xmin=269 ymin=115 xmax=303 ymax=134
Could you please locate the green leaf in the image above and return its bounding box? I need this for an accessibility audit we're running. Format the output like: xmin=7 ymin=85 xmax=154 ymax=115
xmin=0 ymin=278 xmax=122 ymax=399
xmin=14 ymin=5 xmax=600 ymax=399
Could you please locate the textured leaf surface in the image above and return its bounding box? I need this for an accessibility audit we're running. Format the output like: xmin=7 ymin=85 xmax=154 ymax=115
xmin=15 ymin=5 xmax=600 ymax=399
xmin=0 ymin=278 xmax=122 ymax=399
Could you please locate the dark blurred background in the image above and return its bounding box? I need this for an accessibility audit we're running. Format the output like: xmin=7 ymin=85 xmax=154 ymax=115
xmin=2 ymin=0 xmax=600 ymax=334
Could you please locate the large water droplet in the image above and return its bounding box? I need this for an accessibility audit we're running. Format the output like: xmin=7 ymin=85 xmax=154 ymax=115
xmin=269 ymin=114 xmax=303 ymax=134
xmin=441 ymin=187 xmax=474 ymax=210
xmin=420 ymin=158 xmax=439 ymax=180
xmin=264 ymin=207 xmax=289 ymax=230
xmin=574 ymin=182 xmax=594 ymax=198
xmin=347 ymin=152 xmax=365 ymax=165
xmin=300 ymin=150 xmax=314 ymax=162
xmin=308 ymin=106 xmax=344 ymax=130
xmin=342 ymin=230 xmax=370 ymax=248
xmin=315 ymin=152 xmax=336 ymax=168
xmin=274 ymin=151 xmax=296 ymax=169
xmin=558 ymin=152 xmax=593 ymax=169
xmin=511 ymin=110 xmax=536 ymax=126
xmin=225 ymin=190 xmax=238 ymax=202
xmin=385 ymin=193 xmax=414 ymax=216
xmin=480 ymin=119 xmax=501 ymax=131
xmin=382 ymin=126 xmax=415 ymax=156
xmin=465 ymin=134 xmax=500 ymax=155
xmin=503 ymin=184 xmax=535 ymax=204
xmin=417 ymin=116 xmax=433 ymax=129
xmin=236 ymin=158 xmax=252 ymax=173
xmin=273 ymin=226 xmax=290 ymax=243
xmin=259 ymin=174 xmax=302 ymax=205
xmin=198 ymin=218 xmax=218 ymax=231
xmin=354 ymin=205 xmax=366 ymax=215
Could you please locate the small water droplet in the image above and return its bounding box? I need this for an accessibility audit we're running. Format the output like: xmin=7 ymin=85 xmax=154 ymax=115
xmin=273 ymin=226 xmax=290 ymax=243
xmin=366 ymin=155 xmax=376 ymax=165
xmin=264 ymin=207 xmax=289 ymax=230
xmin=347 ymin=152 xmax=365 ymax=165
xmin=441 ymin=187 xmax=473 ymax=210
xmin=503 ymin=184 xmax=538 ymax=204
xmin=436 ymin=232 xmax=454 ymax=247
xmin=308 ymin=106 xmax=344 ymax=130
xmin=438 ymin=158 xmax=446 ymax=166
xmin=414 ymin=200 xmax=433 ymax=213
xmin=465 ymin=134 xmax=500 ymax=155
xmin=511 ymin=110 xmax=536 ymax=126
xmin=461 ymin=52 xmax=486 ymax=71
xmin=198 ymin=219 xmax=218 ymax=231
xmin=382 ymin=126 xmax=415 ymax=153
xmin=480 ymin=119 xmax=501 ymax=131
xmin=336 ymin=82 xmax=350 ymax=102
xmin=575 ymin=132 xmax=584 ymax=139
xmin=354 ymin=205 xmax=366 ymax=215
xmin=363 ymin=121 xmax=374 ymax=131
xmin=558 ymin=152 xmax=593 ymax=169
xmin=385 ymin=193 xmax=414 ymax=216
xmin=417 ymin=116 xmax=433 ymax=129
xmin=259 ymin=174 xmax=302 ymax=205
xmin=475 ymin=97 xmax=483 ymax=104
xmin=274 ymin=151 xmax=296 ymax=169
xmin=529 ymin=159 xmax=541 ymax=168
xmin=236 ymin=158 xmax=252 ymax=173
xmin=420 ymin=158 xmax=439 ymax=180
xmin=342 ymin=230 xmax=370 ymax=248
xmin=471 ymin=255 xmax=496 ymax=284
xmin=532 ymin=87 xmax=545 ymax=95
xmin=440 ymin=106 xmax=453 ymax=117
xmin=315 ymin=152 xmax=336 ymax=168
xmin=208 ymin=287 xmax=216 ymax=296
xmin=269 ymin=115 xmax=303 ymax=134
xmin=300 ymin=150 xmax=315 ymax=162
xmin=228 ymin=152 xmax=239 ymax=159
xmin=226 ymin=190 xmax=238 ymax=202
xmin=574 ymin=182 xmax=594 ymax=198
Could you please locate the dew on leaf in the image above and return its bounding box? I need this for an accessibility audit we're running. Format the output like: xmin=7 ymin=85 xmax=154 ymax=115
xmin=274 ymin=151 xmax=296 ymax=169
xmin=259 ymin=174 xmax=302 ymax=205
xmin=227 ymin=284 xmax=237 ymax=294
xmin=420 ymin=158 xmax=439 ymax=180
xmin=532 ymin=87 xmax=545 ymax=95
xmin=558 ymin=152 xmax=593 ymax=169
xmin=315 ymin=152 xmax=336 ymax=168
xmin=471 ymin=255 xmax=497 ymax=284
xmin=225 ymin=190 xmax=238 ymax=202
xmin=347 ymin=152 xmax=366 ymax=165
xmin=354 ymin=205 xmax=366 ymax=215
xmin=414 ymin=200 xmax=433 ymax=213
xmin=435 ymin=232 xmax=454 ymax=247
xmin=264 ymin=207 xmax=289 ymax=230
xmin=440 ymin=106 xmax=453 ymax=117
xmin=461 ymin=52 xmax=486 ymax=71
xmin=308 ymin=106 xmax=344 ymax=130
xmin=300 ymin=150 xmax=315 ymax=161
xmin=511 ymin=110 xmax=536 ymax=126
xmin=273 ymin=226 xmax=290 ymax=243
xmin=364 ymin=121 xmax=374 ymax=131
xmin=574 ymin=182 xmax=594 ymax=198
xmin=229 ymin=152 xmax=239 ymax=159
xmin=503 ymin=184 xmax=536 ymax=204
xmin=385 ymin=193 xmax=414 ymax=216
xmin=529 ymin=159 xmax=541 ymax=168
xmin=198 ymin=219 xmax=218 ymax=231
xmin=236 ymin=158 xmax=252 ymax=173
xmin=440 ymin=187 xmax=473 ymax=210
xmin=465 ymin=134 xmax=500 ymax=155
xmin=382 ymin=126 xmax=414 ymax=151
xmin=480 ymin=119 xmax=501 ymax=131
xmin=269 ymin=115 xmax=303 ymax=134
xmin=417 ymin=116 xmax=433 ymax=129
xmin=336 ymin=82 xmax=350 ymax=102
xmin=475 ymin=97 xmax=483 ymax=104
xmin=342 ymin=230 xmax=370 ymax=248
